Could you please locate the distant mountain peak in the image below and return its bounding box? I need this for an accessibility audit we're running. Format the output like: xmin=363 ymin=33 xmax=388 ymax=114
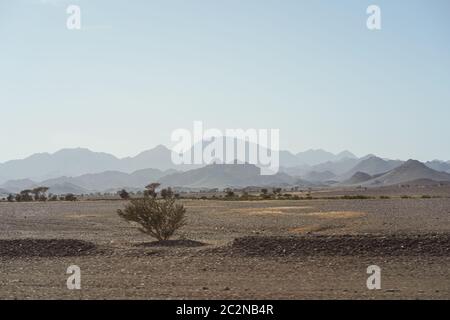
xmin=360 ymin=159 xmax=450 ymax=186
xmin=402 ymin=159 xmax=426 ymax=169
xmin=153 ymin=144 xmax=170 ymax=151
xmin=336 ymin=150 xmax=357 ymax=159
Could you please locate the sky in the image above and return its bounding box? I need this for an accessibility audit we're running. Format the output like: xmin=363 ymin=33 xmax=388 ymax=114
xmin=0 ymin=0 xmax=449 ymax=162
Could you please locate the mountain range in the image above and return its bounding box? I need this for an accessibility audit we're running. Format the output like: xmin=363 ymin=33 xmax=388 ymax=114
xmin=158 ymin=163 xmax=299 ymax=189
xmin=1 ymin=146 xmax=450 ymax=195
xmin=0 ymin=145 xmax=357 ymax=183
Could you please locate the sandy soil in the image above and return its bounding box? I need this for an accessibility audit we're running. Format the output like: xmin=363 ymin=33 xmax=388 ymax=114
xmin=0 ymin=194 xmax=449 ymax=299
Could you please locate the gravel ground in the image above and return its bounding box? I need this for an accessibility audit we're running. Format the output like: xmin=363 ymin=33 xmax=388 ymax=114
xmin=0 ymin=194 xmax=449 ymax=299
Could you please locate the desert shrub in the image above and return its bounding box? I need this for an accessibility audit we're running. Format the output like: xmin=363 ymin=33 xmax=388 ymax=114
xmin=261 ymin=194 xmax=273 ymax=200
xmin=144 ymin=182 xmax=161 ymax=198
xmin=7 ymin=194 xmax=14 ymax=202
xmin=225 ymin=191 xmax=235 ymax=199
xmin=421 ymin=195 xmax=432 ymax=199
xmin=16 ymin=190 xmax=34 ymax=202
xmin=379 ymin=196 xmax=391 ymax=199
xmin=160 ymin=187 xmax=174 ymax=199
xmin=64 ymin=194 xmax=77 ymax=201
xmin=340 ymin=195 xmax=373 ymax=200
xmin=118 ymin=189 xmax=130 ymax=200
xmin=273 ymin=188 xmax=282 ymax=195
xmin=400 ymin=195 xmax=412 ymax=199
xmin=32 ymin=187 xmax=49 ymax=201
xmin=117 ymin=196 xmax=186 ymax=241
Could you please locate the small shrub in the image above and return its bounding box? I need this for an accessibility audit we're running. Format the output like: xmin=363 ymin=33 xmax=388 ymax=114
xmin=117 ymin=196 xmax=186 ymax=241
xmin=225 ymin=191 xmax=235 ymax=199
xmin=340 ymin=195 xmax=373 ymax=200
xmin=64 ymin=194 xmax=77 ymax=201
xmin=160 ymin=187 xmax=174 ymax=199
xmin=118 ymin=189 xmax=130 ymax=200
xmin=16 ymin=190 xmax=34 ymax=202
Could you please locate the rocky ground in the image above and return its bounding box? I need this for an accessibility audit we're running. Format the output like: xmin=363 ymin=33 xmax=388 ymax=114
xmin=0 ymin=190 xmax=449 ymax=299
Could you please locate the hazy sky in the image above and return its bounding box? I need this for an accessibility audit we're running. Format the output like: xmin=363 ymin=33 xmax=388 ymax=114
xmin=1 ymin=0 xmax=449 ymax=162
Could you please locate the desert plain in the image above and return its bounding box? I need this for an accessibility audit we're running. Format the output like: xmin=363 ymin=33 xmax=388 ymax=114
xmin=0 ymin=186 xmax=449 ymax=300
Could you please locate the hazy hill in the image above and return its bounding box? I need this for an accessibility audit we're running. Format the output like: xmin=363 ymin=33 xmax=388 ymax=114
xmin=158 ymin=163 xmax=296 ymax=189
xmin=295 ymin=149 xmax=357 ymax=166
xmin=185 ymin=138 xmax=302 ymax=168
xmin=0 ymin=179 xmax=37 ymax=193
xmin=0 ymin=146 xmax=181 ymax=183
xmin=425 ymin=160 xmax=450 ymax=173
xmin=310 ymin=157 xmax=360 ymax=175
xmin=341 ymin=172 xmax=373 ymax=185
xmin=339 ymin=156 xmax=403 ymax=181
xmin=120 ymin=145 xmax=179 ymax=172
xmin=0 ymin=167 xmax=175 ymax=194
xmin=0 ymin=148 xmax=120 ymax=182
xmin=42 ymin=168 xmax=173 ymax=192
xmin=281 ymin=157 xmax=360 ymax=177
xmin=0 ymin=144 xmax=361 ymax=183
xmin=363 ymin=160 xmax=450 ymax=186
xmin=47 ymin=183 xmax=89 ymax=195
xmin=302 ymin=170 xmax=336 ymax=182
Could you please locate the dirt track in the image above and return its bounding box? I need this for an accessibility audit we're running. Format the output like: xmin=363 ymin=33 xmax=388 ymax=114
xmin=0 ymin=196 xmax=449 ymax=299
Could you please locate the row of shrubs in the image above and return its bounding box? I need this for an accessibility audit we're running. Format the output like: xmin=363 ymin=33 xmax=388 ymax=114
xmin=192 ymin=193 xmax=443 ymax=201
xmin=2 ymin=187 xmax=77 ymax=202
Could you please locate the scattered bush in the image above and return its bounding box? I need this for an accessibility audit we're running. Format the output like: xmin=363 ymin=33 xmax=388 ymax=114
xmin=118 ymin=189 xmax=130 ymax=200
xmin=144 ymin=182 xmax=161 ymax=198
xmin=340 ymin=195 xmax=373 ymax=200
xmin=160 ymin=187 xmax=174 ymax=199
xmin=32 ymin=187 xmax=49 ymax=201
xmin=117 ymin=195 xmax=186 ymax=241
xmin=225 ymin=190 xmax=235 ymax=199
xmin=64 ymin=194 xmax=77 ymax=201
